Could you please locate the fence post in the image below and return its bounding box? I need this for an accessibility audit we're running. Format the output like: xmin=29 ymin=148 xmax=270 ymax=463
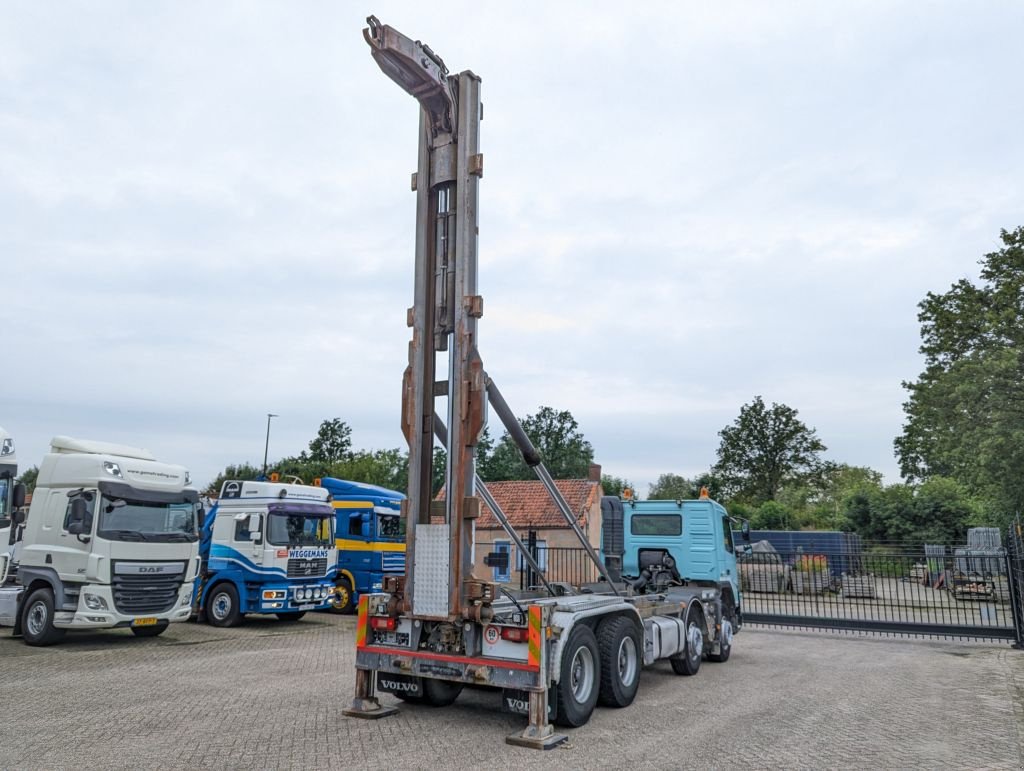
xmin=1006 ymin=518 xmax=1024 ymax=649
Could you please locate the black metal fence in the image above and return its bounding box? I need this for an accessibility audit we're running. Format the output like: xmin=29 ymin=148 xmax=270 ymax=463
xmin=481 ymin=519 xmax=1024 ymax=644
xmin=739 ymin=543 xmax=1016 ymax=641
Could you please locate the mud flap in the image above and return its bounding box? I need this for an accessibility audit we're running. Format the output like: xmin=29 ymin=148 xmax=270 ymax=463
xmin=501 ymin=688 xmax=556 ymax=720
xmin=376 ymin=672 xmax=423 ymax=698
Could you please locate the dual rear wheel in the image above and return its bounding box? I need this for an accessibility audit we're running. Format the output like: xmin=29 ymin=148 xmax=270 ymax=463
xmin=554 ymin=616 xmax=641 ymax=727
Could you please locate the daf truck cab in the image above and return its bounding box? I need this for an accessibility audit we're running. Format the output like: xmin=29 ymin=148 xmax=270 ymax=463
xmin=195 ymin=479 xmax=338 ymax=626
xmin=318 ymin=477 xmax=406 ymax=613
xmin=0 ymin=436 xmax=201 ymax=646
xmin=0 ymin=425 xmax=24 ymax=579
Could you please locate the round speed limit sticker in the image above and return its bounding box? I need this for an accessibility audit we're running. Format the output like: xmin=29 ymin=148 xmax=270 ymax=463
xmin=483 ymin=625 xmax=499 ymax=644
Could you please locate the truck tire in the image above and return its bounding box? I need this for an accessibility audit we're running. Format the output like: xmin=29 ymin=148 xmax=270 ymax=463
xmin=420 ymin=677 xmax=463 ymax=707
xmin=669 ymin=606 xmax=704 ymax=676
xmin=206 ymin=583 xmax=242 ymax=628
xmin=597 ymin=616 xmax=641 ymax=708
xmin=332 ymin=577 xmax=355 ymax=614
xmin=553 ymin=624 xmax=601 ymax=727
xmin=708 ymin=607 xmax=734 ymax=663
xmin=275 ymin=612 xmax=307 ymax=622
xmin=21 ymin=588 xmax=66 ymax=647
xmin=131 ymin=622 xmax=169 ymax=638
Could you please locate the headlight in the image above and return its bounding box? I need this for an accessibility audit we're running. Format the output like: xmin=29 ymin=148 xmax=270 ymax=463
xmin=83 ymin=593 xmax=108 ymax=611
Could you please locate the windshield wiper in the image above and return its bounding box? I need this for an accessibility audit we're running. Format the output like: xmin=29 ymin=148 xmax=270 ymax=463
xmin=144 ymin=532 xmax=196 ymax=543
xmin=98 ymin=529 xmax=148 ymax=542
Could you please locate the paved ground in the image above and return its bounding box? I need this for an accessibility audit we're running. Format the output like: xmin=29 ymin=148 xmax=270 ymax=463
xmin=3 ymin=614 xmax=1024 ymax=770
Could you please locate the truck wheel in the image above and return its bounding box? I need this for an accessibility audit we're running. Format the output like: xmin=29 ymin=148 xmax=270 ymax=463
xmin=206 ymin=583 xmax=242 ymax=628
xmin=669 ymin=607 xmax=704 ymax=676
xmin=554 ymin=624 xmax=601 ymax=727
xmin=420 ymin=677 xmax=463 ymax=707
xmin=332 ymin=577 xmax=355 ymax=614
xmin=22 ymin=588 xmax=66 ymax=647
xmin=597 ymin=616 xmax=641 ymax=708
xmin=275 ymin=612 xmax=307 ymax=622
xmin=708 ymin=610 xmax=734 ymax=663
xmin=131 ymin=622 xmax=169 ymax=638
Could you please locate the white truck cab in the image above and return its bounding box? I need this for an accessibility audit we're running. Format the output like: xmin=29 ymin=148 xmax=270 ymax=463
xmin=0 ymin=436 xmax=201 ymax=646
xmin=0 ymin=425 xmax=20 ymax=578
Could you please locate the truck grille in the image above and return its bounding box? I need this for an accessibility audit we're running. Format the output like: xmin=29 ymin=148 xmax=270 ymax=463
xmin=111 ymin=573 xmax=184 ymax=615
xmin=382 ymin=551 xmax=406 ymax=573
xmin=287 ymin=557 xmax=328 ymax=578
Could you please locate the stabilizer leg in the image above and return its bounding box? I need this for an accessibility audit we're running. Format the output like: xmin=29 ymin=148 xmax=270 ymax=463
xmin=505 ymin=689 xmax=567 ymax=750
xmin=343 ymin=668 xmax=399 ymax=720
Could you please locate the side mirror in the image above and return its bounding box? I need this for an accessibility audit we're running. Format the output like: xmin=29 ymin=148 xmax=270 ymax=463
xmin=247 ymin=513 xmax=260 ymax=533
xmin=250 ymin=531 xmax=262 ymax=542
xmin=12 ymin=483 xmax=26 ymax=509
xmin=12 ymin=509 xmax=25 ymax=526
xmin=741 ymin=544 xmax=753 ymax=556
xmin=741 ymin=521 xmax=751 ymax=541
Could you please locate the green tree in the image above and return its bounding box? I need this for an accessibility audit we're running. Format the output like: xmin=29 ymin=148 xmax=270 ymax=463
xmin=896 ymin=227 xmax=1024 ymax=523
xmin=480 ymin=406 xmax=594 ymax=481
xmin=308 ymin=418 xmax=353 ymax=465
xmin=15 ymin=466 xmax=38 ymax=494
xmin=713 ymin=396 xmax=827 ymax=505
xmin=600 ymin=474 xmax=634 ymax=498
xmin=204 ymin=463 xmax=261 ymax=496
xmin=332 ymin=449 xmax=408 ymax=492
xmin=648 ymin=473 xmax=695 ymax=500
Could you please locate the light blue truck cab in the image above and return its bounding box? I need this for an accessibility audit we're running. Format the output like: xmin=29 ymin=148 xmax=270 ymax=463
xmin=317 ymin=477 xmax=406 ymax=613
xmin=601 ymin=492 xmax=746 ymax=642
xmin=196 ymin=480 xmax=337 ymax=626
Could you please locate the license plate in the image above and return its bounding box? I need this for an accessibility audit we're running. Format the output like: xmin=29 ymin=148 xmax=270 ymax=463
xmin=132 ymin=617 xmax=158 ymax=627
xmin=298 ymin=604 xmax=316 ymax=611
xmin=378 ymin=631 xmax=411 ymax=646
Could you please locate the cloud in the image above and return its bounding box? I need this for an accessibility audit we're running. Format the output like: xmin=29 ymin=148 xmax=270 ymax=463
xmin=2 ymin=2 xmax=1021 ymax=496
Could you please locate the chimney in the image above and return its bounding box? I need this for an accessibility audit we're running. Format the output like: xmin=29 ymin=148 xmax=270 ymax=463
xmin=588 ymin=463 xmax=602 ymax=482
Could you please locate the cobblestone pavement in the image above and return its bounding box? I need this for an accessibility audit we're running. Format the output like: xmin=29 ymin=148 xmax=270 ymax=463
xmin=2 ymin=614 xmax=1023 ymax=770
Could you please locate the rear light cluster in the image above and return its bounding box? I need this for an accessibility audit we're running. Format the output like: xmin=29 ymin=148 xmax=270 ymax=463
xmin=370 ymin=616 xmax=397 ymax=632
xmin=500 ymin=626 xmax=529 ymax=643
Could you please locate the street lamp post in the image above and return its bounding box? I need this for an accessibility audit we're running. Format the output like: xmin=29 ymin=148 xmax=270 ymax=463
xmin=262 ymin=413 xmax=278 ymax=478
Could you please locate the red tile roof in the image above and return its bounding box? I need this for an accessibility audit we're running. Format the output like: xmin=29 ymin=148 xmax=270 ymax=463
xmin=438 ymin=479 xmax=601 ymax=529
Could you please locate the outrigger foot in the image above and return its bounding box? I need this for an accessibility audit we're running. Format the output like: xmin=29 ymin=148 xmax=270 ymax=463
xmin=343 ymin=698 xmax=399 ymax=720
xmin=505 ymin=727 xmax=568 ymax=751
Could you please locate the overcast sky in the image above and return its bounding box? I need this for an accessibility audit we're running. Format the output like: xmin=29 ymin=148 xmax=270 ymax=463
xmin=2 ymin=2 xmax=1022 ymax=494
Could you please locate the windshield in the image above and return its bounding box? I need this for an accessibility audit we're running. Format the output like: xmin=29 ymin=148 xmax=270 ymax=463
xmin=0 ymin=477 xmax=9 ymax=529
xmin=267 ymin=513 xmax=332 ymax=547
xmin=377 ymin=513 xmax=405 ymax=540
xmin=97 ymin=498 xmax=199 ymax=542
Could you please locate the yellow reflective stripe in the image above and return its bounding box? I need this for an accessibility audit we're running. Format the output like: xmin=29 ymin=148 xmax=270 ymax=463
xmin=527 ymin=606 xmax=542 ymax=666
xmin=336 ymin=538 xmax=406 ymax=553
xmin=333 ymin=501 xmax=373 ymax=509
xmin=356 ymin=595 xmax=369 ymax=648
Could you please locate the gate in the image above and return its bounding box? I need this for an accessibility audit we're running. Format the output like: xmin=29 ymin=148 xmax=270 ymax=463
xmin=481 ymin=520 xmax=1024 ymax=643
xmin=740 ymin=537 xmax=1018 ymax=641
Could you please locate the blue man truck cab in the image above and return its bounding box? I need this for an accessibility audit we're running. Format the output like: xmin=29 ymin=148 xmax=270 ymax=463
xmin=600 ymin=491 xmax=746 ymax=660
xmin=196 ymin=480 xmax=337 ymax=626
xmin=317 ymin=477 xmax=406 ymax=613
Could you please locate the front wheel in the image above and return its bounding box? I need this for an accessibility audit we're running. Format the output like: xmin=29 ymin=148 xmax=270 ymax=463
xmin=131 ymin=622 xmax=169 ymax=638
xmin=554 ymin=624 xmax=601 ymax=727
xmin=21 ymin=588 xmax=66 ymax=647
xmin=670 ymin=608 xmax=704 ymax=676
xmin=332 ymin=577 xmax=355 ymax=614
xmin=205 ymin=583 xmax=242 ymax=628
xmin=707 ymin=610 xmax=734 ymax=663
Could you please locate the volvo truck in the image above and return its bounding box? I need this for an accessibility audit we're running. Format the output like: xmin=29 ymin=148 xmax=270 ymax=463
xmin=318 ymin=477 xmax=405 ymax=613
xmin=0 ymin=436 xmax=201 ymax=646
xmin=343 ymin=18 xmax=740 ymax=750
xmin=194 ymin=479 xmax=337 ymax=626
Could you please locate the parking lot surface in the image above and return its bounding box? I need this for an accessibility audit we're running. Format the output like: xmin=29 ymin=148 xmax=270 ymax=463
xmin=2 ymin=614 xmax=1023 ymax=770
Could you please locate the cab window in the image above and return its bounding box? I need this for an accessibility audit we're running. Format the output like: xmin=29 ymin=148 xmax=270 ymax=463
xmin=723 ymin=515 xmax=734 ymax=553
xmin=62 ymin=492 xmax=95 ymax=532
xmin=234 ymin=515 xmax=258 ymax=542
